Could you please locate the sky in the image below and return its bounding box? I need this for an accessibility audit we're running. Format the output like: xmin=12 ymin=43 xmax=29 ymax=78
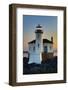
xmin=23 ymin=15 xmax=57 ymax=51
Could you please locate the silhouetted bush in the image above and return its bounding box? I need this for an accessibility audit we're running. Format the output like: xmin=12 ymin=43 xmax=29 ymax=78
xmin=23 ymin=56 xmax=57 ymax=74
xmin=23 ymin=57 xmax=29 ymax=64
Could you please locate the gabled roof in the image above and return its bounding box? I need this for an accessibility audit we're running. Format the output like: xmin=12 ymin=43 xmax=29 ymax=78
xmin=28 ymin=40 xmax=35 ymax=44
xmin=43 ymin=39 xmax=53 ymax=44
xmin=28 ymin=39 xmax=53 ymax=44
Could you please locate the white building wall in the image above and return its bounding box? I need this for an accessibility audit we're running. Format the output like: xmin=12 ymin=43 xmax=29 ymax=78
xmin=28 ymin=53 xmax=42 ymax=64
xmin=29 ymin=43 xmax=53 ymax=53
xmin=35 ymin=33 xmax=43 ymax=53
xmin=28 ymin=43 xmax=35 ymax=54
xmin=28 ymin=42 xmax=42 ymax=64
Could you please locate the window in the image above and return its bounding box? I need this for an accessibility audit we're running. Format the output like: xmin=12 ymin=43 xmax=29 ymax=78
xmin=33 ymin=46 xmax=35 ymax=51
xmin=50 ymin=46 xmax=52 ymax=50
xmin=38 ymin=43 xmax=40 ymax=48
xmin=44 ymin=46 xmax=48 ymax=53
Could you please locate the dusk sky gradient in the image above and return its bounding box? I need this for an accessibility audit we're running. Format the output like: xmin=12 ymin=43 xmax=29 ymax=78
xmin=23 ymin=15 xmax=57 ymax=51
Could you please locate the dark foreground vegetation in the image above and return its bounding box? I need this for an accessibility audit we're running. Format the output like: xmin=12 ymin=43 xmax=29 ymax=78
xmin=23 ymin=56 xmax=57 ymax=75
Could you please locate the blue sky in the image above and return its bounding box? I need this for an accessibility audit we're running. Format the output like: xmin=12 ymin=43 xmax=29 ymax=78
xmin=23 ymin=15 xmax=57 ymax=51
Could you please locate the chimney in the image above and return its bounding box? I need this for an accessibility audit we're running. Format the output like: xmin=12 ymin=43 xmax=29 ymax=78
xmin=51 ymin=37 xmax=53 ymax=43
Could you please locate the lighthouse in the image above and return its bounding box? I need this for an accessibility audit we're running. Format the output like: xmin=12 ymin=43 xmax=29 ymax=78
xmin=28 ymin=24 xmax=43 ymax=64
xmin=35 ymin=24 xmax=43 ymax=53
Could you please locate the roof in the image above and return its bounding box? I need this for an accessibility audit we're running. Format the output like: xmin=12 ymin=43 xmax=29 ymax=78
xmin=28 ymin=39 xmax=53 ymax=44
xmin=28 ymin=40 xmax=35 ymax=44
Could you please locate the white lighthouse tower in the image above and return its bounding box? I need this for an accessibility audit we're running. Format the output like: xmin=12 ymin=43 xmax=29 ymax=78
xmin=35 ymin=24 xmax=43 ymax=53
xmin=28 ymin=24 xmax=43 ymax=64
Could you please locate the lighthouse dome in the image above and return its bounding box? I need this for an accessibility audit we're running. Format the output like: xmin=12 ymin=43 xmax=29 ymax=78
xmin=35 ymin=24 xmax=43 ymax=33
